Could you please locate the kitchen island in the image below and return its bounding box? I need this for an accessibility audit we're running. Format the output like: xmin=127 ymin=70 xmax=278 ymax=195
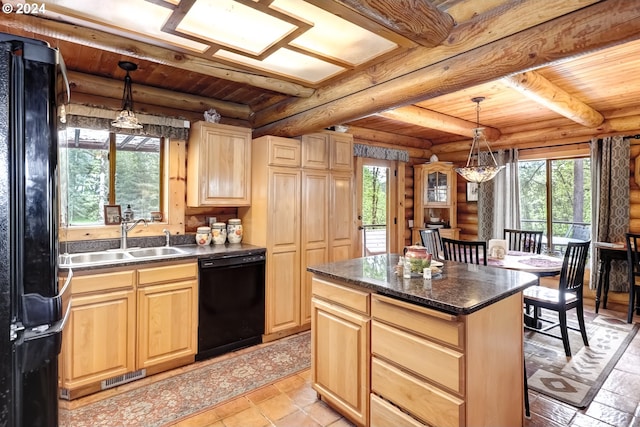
xmin=307 ymin=254 xmax=538 ymax=427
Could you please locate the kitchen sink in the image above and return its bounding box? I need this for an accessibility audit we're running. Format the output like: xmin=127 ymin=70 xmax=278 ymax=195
xmin=59 ymin=246 xmax=190 ymax=267
xmin=65 ymin=251 xmax=134 ymax=264
xmin=127 ymin=247 xmax=187 ymax=257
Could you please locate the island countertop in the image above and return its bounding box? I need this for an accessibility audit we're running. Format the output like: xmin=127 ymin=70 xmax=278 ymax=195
xmin=307 ymin=253 xmax=538 ymax=315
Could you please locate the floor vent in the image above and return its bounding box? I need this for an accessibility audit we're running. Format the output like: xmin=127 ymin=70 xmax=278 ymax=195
xmin=101 ymin=369 xmax=146 ymax=390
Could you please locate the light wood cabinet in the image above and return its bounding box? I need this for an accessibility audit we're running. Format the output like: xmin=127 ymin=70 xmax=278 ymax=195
xmin=60 ymin=261 xmax=198 ymax=399
xmin=137 ymin=263 xmax=198 ymax=370
xmin=412 ymin=161 xmax=459 ymax=243
xmin=61 ymin=272 xmax=136 ymax=394
xmin=370 ymin=293 xmax=524 ymax=427
xmin=312 ymin=277 xmax=371 ymax=427
xmin=187 ymin=121 xmax=251 ymax=207
xmin=240 ymin=132 xmax=354 ymax=341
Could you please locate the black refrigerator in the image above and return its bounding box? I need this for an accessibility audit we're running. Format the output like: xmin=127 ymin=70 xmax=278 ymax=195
xmin=0 ymin=33 xmax=70 ymax=426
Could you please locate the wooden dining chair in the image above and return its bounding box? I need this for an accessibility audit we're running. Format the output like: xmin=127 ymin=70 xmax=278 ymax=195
xmin=523 ymin=240 xmax=590 ymax=357
xmin=419 ymin=229 xmax=444 ymax=261
xmin=441 ymin=238 xmax=487 ymax=265
xmin=625 ymin=233 xmax=640 ymax=323
xmin=504 ymin=229 xmax=543 ymax=254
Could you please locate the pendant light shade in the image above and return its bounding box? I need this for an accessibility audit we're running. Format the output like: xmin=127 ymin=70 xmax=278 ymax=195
xmin=112 ymin=61 xmax=143 ymax=129
xmin=455 ymin=97 xmax=504 ymax=183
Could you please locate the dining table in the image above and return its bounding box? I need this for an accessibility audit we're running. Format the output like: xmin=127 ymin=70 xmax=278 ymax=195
xmin=485 ymin=250 xmax=564 ymax=277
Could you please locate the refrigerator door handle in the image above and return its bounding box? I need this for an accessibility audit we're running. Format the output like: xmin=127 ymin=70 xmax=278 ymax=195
xmin=20 ymin=269 xmax=72 ymax=328
xmin=16 ymin=297 xmax=72 ymax=373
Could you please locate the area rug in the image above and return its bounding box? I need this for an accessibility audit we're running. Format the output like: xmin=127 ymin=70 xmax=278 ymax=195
xmin=59 ymin=331 xmax=311 ymax=427
xmin=524 ymin=311 xmax=639 ymax=408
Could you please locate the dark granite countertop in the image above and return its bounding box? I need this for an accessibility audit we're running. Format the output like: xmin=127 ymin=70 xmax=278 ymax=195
xmin=307 ymin=254 xmax=538 ymax=315
xmin=59 ymin=243 xmax=266 ymax=271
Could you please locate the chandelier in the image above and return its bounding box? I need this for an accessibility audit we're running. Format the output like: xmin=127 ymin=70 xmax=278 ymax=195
xmin=111 ymin=61 xmax=143 ymax=129
xmin=455 ymin=97 xmax=504 ymax=183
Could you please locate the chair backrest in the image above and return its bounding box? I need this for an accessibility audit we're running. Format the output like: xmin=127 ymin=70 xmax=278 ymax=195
xmin=441 ymin=238 xmax=487 ymax=265
xmin=558 ymin=240 xmax=590 ymax=298
xmin=626 ymin=233 xmax=640 ymax=278
xmin=419 ymin=228 xmax=443 ymax=261
xmin=503 ymin=229 xmax=543 ymax=254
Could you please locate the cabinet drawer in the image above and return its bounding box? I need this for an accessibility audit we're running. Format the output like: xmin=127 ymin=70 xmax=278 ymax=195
xmin=138 ymin=263 xmax=197 ymax=286
xmin=370 ymin=393 xmax=427 ymax=427
xmin=372 ymin=294 xmax=463 ymax=349
xmin=372 ymin=357 xmax=464 ymax=427
xmin=372 ymin=321 xmax=464 ymax=395
xmin=72 ymin=270 xmax=135 ymax=294
xmin=312 ymin=277 xmax=370 ymax=314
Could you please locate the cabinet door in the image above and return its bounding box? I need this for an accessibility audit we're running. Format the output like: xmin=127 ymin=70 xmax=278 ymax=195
xmin=312 ymin=297 xmax=370 ymax=426
xmin=329 ymin=172 xmax=354 ymax=262
xmin=425 ymin=169 xmax=452 ymax=206
xmin=301 ymin=170 xmax=329 ymax=325
xmin=266 ymin=168 xmax=301 ymax=334
xmin=187 ymin=122 xmax=251 ymax=206
xmin=301 ymin=133 xmax=329 ymax=169
xmin=137 ymin=279 xmax=198 ymax=369
xmin=61 ymin=289 xmax=136 ymax=389
xmin=330 ymin=133 xmax=353 ymax=171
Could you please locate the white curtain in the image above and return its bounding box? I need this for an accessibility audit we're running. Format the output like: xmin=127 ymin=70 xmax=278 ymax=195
xmin=477 ymin=149 xmax=520 ymax=240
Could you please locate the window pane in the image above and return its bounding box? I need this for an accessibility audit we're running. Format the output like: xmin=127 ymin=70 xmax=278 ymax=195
xmin=551 ymin=158 xmax=591 ymax=243
xmin=518 ymin=160 xmax=547 ymax=233
xmin=114 ymin=134 xmax=161 ymax=219
xmin=59 ymin=127 xmax=110 ymax=225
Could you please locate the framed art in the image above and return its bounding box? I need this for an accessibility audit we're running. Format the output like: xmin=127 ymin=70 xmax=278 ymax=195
xmin=466 ymin=182 xmax=479 ymax=202
xmin=104 ymin=204 xmax=121 ymax=225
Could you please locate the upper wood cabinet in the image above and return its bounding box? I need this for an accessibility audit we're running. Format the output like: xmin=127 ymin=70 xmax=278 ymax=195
xmin=413 ymin=162 xmax=459 ymax=242
xmin=187 ymin=121 xmax=251 ymax=207
xmin=301 ymin=131 xmax=353 ymax=171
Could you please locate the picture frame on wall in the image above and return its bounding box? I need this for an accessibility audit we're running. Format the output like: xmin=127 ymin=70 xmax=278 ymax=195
xmin=104 ymin=204 xmax=122 ymax=225
xmin=466 ymin=182 xmax=479 ymax=202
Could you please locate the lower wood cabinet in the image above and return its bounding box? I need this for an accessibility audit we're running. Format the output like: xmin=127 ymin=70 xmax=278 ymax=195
xmin=60 ymin=261 xmax=197 ymax=399
xmin=311 ymin=278 xmax=370 ymax=427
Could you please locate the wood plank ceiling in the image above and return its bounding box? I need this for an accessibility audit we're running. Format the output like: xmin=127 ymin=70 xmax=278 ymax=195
xmin=2 ymin=0 xmax=640 ymax=160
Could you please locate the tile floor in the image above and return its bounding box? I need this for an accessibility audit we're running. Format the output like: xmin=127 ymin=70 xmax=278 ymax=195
xmin=170 ymin=306 xmax=640 ymax=427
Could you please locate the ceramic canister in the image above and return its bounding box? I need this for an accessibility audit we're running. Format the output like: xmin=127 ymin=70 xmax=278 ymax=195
xmin=195 ymin=226 xmax=212 ymax=246
xmin=211 ymin=222 xmax=227 ymax=244
xmin=227 ymin=218 xmax=243 ymax=244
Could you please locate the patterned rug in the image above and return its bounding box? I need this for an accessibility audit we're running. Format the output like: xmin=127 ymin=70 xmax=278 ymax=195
xmin=525 ymin=311 xmax=639 ymax=408
xmin=59 ymin=331 xmax=311 ymax=426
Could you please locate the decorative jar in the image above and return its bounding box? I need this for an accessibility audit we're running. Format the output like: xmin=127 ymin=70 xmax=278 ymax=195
xmin=211 ymin=222 xmax=227 ymax=245
xmin=227 ymin=218 xmax=243 ymax=243
xmin=195 ymin=226 xmax=211 ymax=246
xmin=403 ymin=244 xmax=432 ymax=276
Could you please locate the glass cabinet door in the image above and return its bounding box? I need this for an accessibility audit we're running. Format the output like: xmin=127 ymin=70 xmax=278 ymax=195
xmin=426 ymin=171 xmax=449 ymax=203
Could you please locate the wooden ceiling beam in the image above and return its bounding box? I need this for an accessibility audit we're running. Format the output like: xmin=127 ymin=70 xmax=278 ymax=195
xmin=347 ymin=125 xmax=432 ymax=148
xmin=502 ymin=70 xmax=605 ymax=127
xmin=333 ymin=0 xmax=454 ymax=47
xmin=1 ymin=14 xmax=315 ymax=98
xmin=377 ymin=105 xmax=502 ymax=141
xmin=67 ymin=70 xmax=252 ymax=120
xmin=252 ymin=0 xmax=602 ymax=129
xmin=253 ymin=0 xmax=640 ymax=138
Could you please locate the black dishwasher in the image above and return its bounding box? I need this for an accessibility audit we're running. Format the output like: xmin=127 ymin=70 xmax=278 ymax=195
xmin=196 ymin=250 xmax=266 ymax=361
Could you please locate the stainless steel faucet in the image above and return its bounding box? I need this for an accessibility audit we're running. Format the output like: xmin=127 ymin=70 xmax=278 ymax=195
xmin=163 ymin=229 xmax=170 ymax=247
xmin=120 ymin=218 xmax=148 ymax=250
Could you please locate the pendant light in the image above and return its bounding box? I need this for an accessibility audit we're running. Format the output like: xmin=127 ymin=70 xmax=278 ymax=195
xmin=112 ymin=61 xmax=143 ymax=129
xmin=455 ymin=97 xmax=504 ymax=183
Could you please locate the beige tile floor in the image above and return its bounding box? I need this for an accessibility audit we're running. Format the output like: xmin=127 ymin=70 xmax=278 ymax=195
xmin=169 ymin=305 xmax=640 ymax=427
